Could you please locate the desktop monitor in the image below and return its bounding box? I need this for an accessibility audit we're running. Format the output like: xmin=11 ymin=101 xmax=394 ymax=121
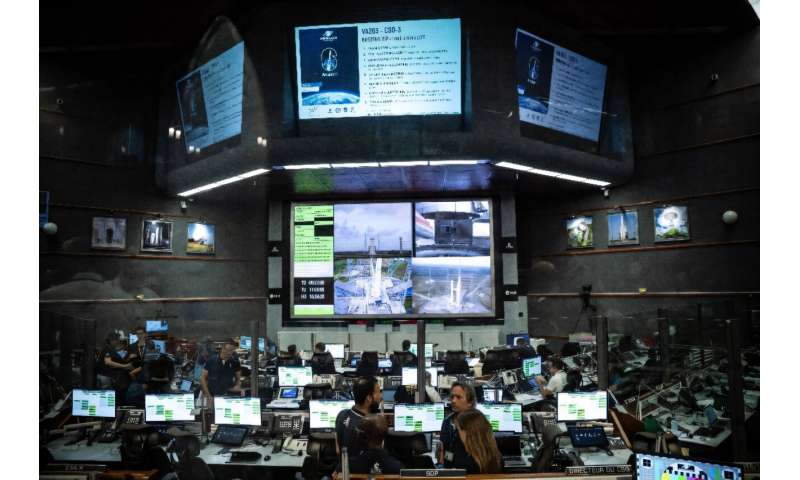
xmin=214 ymin=397 xmax=262 ymax=426
xmin=409 ymin=343 xmax=434 ymax=358
xmin=477 ymin=403 xmax=522 ymax=433
xmin=146 ymin=320 xmax=168 ymax=333
xmin=310 ymin=400 xmax=355 ymax=430
xmin=278 ymin=366 xmax=314 ymax=387
xmin=482 ymin=388 xmax=504 ymax=403
xmin=240 ymin=336 xmax=251 ymax=350
xmin=179 ymin=379 xmax=193 ymax=392
xmin=326 ymin=343 xmax=345 ymax=359
xmin=152 ymin=339 xmax=166 ymax=354
xmin=394 ymin=403 xmax=445 ymax=433
xmin=378 ymin=359 xmax=392 ymax=369
xmin=634 ymin=452 xmax=742 ymax=480
xmin=506 ymin=334 xmax=530 ymax=346
xmin=278 ymin=387 xmax=300 ymax=399
xmin=72 ymin=389 xmax=116 ymax=418
xmin=129 ymin=333 xmax=138 ymax=345
xmin=556 ymin=391 xmax=608 ymax=422
xmin=521 ymin=356 xmax=542 ymax=378
xmin=145 ymin=393 xmax=195 ymax=422
xmin=401 ymin=367 xmax=439 ymax=387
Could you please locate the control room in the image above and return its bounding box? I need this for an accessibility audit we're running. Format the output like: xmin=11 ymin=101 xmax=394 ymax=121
xmin=33 ymin=1 xmax=767 ymax=479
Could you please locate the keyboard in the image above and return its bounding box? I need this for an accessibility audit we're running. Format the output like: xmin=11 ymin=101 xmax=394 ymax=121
xmin=267 ymin=400 xmax=301 ymax=409
xmin=503 ymin=456 xmax=527 ymax=468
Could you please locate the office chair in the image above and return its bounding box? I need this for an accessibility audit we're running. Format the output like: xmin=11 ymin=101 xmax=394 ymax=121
xmin=531 ymin=424 xmax=566 ymax=472
xmin=536 ymin=344 xmax=554 ymax=361
xmin=391 ymin=351 xmax=416 ymax=375
xmin=355 ymin=351 xmax=379 ymax=377
xmin=303 ymin=383 xmax=334 ymax=401
xmin=531 ymin=397 xmax=557 ymax=412
xmin=385 ymin=432 xmax=434 ymax=469
xmin=563 ymin=369 xmax=583 ymax=393
xmin=443 ymin=350 xmax=469 ymax=375
xmin=393 ymin=386 xmax=416 ymax=404
xmin=560 ymin=342 xmax=581 ymax=358
xmin=277 ymin=353 xmax=302 ymax=367
xmin=168 ymin=428 xmax=214 ymax=480
xmin=120 ymin=424 xmax=172 ymax=477
xmin=303 ymin=434 xmax=338 ymax=480
xmin=310 ymin=352 xmax=337 ymax=375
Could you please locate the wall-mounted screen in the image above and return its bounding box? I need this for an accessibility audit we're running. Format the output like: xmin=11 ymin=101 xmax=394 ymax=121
xmin=295 ymin=19 xmax=461 ymax=120
xmin=176 ymin=41 xmax=244 ymax=153
xmin=291 ymin=200 xmax=493 ymax=318
xmin=515 ymin=28 xmax=607 ymax=143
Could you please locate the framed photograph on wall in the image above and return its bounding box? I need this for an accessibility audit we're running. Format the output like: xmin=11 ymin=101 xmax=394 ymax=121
xmin=91 ymin=217 xmax=127 ymax=250
xmin=607 ymin=209 xmax=639 ymax=246
xmin=141 ymin=219 xmax=173 ymax=253
xmin=566 ymin=216 xmax=593 ymax=249
xmin=653 ymin=205 xmax=690 ymax=242
xmin=187 ymin=222 xmax=215 ymax=254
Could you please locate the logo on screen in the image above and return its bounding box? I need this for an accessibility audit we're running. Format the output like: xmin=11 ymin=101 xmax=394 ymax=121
xmin=321 ymin=30 xmax=338 ymax=41
xmin=321 ymin=48 xmax=339 ymax=73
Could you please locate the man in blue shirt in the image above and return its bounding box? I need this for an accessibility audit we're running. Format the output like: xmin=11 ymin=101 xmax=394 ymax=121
xmin=200 ymin=340 xmax=242 ymax=408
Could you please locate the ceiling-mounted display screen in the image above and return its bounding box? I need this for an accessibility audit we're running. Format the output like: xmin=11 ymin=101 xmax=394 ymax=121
xmin=291 ymin=200 xmax=493 ymax=318
xmin=295 ymin=19 xmax=461 ymax=120
xmin=176 ymin=41 xmax=244 ymax=153
xmin=515 ymin=29 xmax=607 ymax=143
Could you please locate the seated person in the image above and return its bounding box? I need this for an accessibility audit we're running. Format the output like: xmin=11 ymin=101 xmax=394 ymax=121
xmin=310 ymin=342 xmax=336 ymax=374
xmin=424 ymin=371 xmax=442 ymax=403
xmin=349 ymin=415 xmax=403 ymax=474
xmin=391 ymin=340 xmax=417 ymax=375
xmin=277 ymin=344 xmax=303 ymax=367
xmin=336 ymin=376 xmax=382 ymax=457
xmin=401 ymin=340 xmax=417 ymax=364
xmin=453 ymin=409 xmax=504 ymax=474
xmin=534 ymin=356 xmax=567 ymax=398
xmin=125 ymin=341 xmax=176 ymax=406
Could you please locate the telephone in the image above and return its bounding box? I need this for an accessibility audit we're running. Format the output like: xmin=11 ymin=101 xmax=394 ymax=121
xmin=113 ymin=409 xmax=144 ymax=431
xmin=272 ymin=414 xmax=303 ymax=436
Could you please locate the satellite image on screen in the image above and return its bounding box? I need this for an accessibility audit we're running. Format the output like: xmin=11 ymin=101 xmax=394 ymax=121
xmin=334 ymin=203 xmax=412 ymax=255
xmin=411 ymin=256 xmax=491 ymax=314
xmin=415 ymin=201 xmax=490 ymax=257
xmin=334 ymin=257 xmax=412 ymax=314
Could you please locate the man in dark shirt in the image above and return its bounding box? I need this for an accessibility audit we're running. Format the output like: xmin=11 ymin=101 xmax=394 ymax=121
xmin=335 ymin=376 xmax=382 ymax=458
xmin=402 ymin=340 xmax=418 ymax=366
xmin=127 ymin=326 xmax=147 ymax=379
xmin=200 ymin=340 xmax=242 ymax=408
xmin=439 ymin=382 xmax=476 ymax=468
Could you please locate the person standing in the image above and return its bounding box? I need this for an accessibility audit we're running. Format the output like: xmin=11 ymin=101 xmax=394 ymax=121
xmin=439 ymin=382 xmax=476 ymax=468
xmin=200 ymin=340 xmax=243 ymax=408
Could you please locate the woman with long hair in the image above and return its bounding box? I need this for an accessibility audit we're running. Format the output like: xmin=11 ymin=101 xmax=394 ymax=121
xmin=453 ymin=409 xmax=504 ymax=474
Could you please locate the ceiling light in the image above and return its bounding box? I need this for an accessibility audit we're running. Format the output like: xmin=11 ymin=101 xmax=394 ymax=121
xmin=496 ymin=161 xmax=533 ymax=172
xmin=495 ymin=162 xmax=610 ymax=187
xmin=177 ymin=168 xmax=270 ymax=197
xmin=282 ymin=163 xmax=332 ymax=170
xmin=331 ymin=162 xmax=380 ymax=168
xmin=428 ymin=160 xmax=481 ymax=165
xmin=379 ymin=161 xmax=429 ymax=167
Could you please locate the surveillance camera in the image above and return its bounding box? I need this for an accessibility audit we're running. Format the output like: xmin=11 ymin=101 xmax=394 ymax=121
xmin=602 ymin=188 xmax=610 ymax=199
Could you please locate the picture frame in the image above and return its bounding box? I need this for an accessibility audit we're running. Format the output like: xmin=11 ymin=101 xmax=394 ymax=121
xmin=653 ymin=205 xmax=690 ymax=243
xmin=566 ymin=216 xmax=593 ymax=249
xmin=607 ymin=209 xmax=639 ymax=246
xmin=186 ymin=222 xmax=215 ymax=254
xmin=91 ymin=217 xmax=127 ymax=250
xmin=141 ymin=219 xmax=173 ymax=253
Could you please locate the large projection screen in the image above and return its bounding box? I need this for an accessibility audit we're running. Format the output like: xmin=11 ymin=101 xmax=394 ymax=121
xmin=290 ymin=200 xmax=494 ymax=319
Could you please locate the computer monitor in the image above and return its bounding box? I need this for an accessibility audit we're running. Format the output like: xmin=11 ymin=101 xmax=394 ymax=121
xmin=129 ymin=333 xmax=138 ymax=345
xmin=401 ymin=367 xmax=439 ymax=387
xmin=506 ymin=334 xmax=529 ymax=346
xmin=634 ymin=452 xmax=742 ymax=480
xmin=145 ymin=393 xmax=195 ymax=422
xmin=240 ymin=336 xmax=251 ymax=350
xmin=409 ymin=343 xmax=434 ymax=358
xmin=72 ymin=389 xmax=116 ymax=418
xmin=556 ymin=391 xmax=608 ymax=422
xmin=310 ymin=400 xmax=354 ymax=430
xmin=394 ymin=403 xmax=445 ymax=432
xmin=521 ymin=356 xmax=542 ymax=378
xmin=477 ymin=403 xmax=522 ymax=433
xmin=378 ymin=359 xmax=392 ymax=369
xmin=326 ymin=344 xmax=345 ymax=359
xmin=278 ymin=366 xmax=313 ymax=387
xmin=278 ymin=387 xmax=300 ymax=399
xmin=179 ymin=379 xmax=193 ymax=392
xmin=482 ymin=388 xmax=504 ymax=403
xmin=468 ymin=357 xmax=480 ymax=367
xmin=152 ymin=339 xmax=166 ymax=354
xmin=214 ymin=397 xmax=262 ymax=426
xmin=146 ymin=319 xmax=168 ymax=333
xmin=382 ymin=389 xmax=396 ymax=402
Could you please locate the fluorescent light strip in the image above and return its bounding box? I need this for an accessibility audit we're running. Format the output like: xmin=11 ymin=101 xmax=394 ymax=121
xmin=428 ymin=160 xmax=481 ymax=165
xmin=282 ymin=163 xmax=332 ymax=170
xmin=495 ymin=162 xmax=610 ymax=187
xmin=178 ymin=168 xmax=270 ymax=197
xmin=379 ymin=161 xmax=429 ymax=167
xmin=331 ymin=162 xmax=380 ymax=168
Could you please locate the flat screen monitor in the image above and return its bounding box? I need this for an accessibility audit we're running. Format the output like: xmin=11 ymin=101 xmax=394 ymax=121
xmin=401 ymin=367 xmax=440 ymax=387
xmin=176 ymin=41 xmax=244 ymax=153
xmin=515 ymin=28 xmax=607 ymax=144
xmin=482 ymin=388 xmax=504 ymax=403
xmin=146 ymin=320 xmax=168 ymax=333
xmin=634 ymin=452 xmax=742 ymax=480
xmin=72 ymin=389 xmax=116 ymax=418
xmin=556 ymin=391 xmax=608 ymax=422
xmin=326 ymin=343 xmax=345 ymax=359
xmin=278 ymin=366 xmax=314 ymax=387
xmin=240 ymin=336 xmax=266 ymax=352
xmin=477 ymin=403 xmax=522 ymax=433
xmin=152 ymin=339 xmax=166 ymax=354
xmin=522 ymin=357 xmax=542 ymax=378
xmin=309 ymin=400 xmax=355 ymax=430
xmin=409 ymin=343 xmax=434 ymax=358
xmin=279 ymin=387 xmax=299 ymax=399
xmin=291 ymin=200 xmax=493 ymax=319
xmin=179 ymin=379 xmax=193 ymax=392
xmin=214 ymin=397 xmax=262 ymax=426
xmin=129 ymin=333 xmax=138 ymax=345
xmin=145 ymin=393 xmax=195 ymax=422
xmin=378 ymin=359 xmax=392 ymax=369
xmin=394 ymin=403 xmax=445 ymax=432
xmin=295 ymin=19 xmax=461 ymax=120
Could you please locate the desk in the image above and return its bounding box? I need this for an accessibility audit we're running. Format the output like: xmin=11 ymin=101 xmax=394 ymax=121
xmin=198 ymin=442 xmax=306 ymax=467
xmin=48 ymin=437 xmax=122 ymax=463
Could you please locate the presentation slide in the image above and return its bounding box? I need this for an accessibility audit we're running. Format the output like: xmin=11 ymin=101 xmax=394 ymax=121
xmin=291 ymin=200 xmax=493 ymax=318
xmin=310 ymin=400 xmax=354 ymax=429
xmin=557 ymin=391 xmax=608 ymax=422
xmin=636 ymin=453 xmax=742 ymax=480
xmin=408 ymin=343 xmax=434 ymax=358
xmin=522 ymin=357 xmax=542 ymax=378
xmin=214 ymin=397 xmax=261 ymax=426
xmin=515 ymin=28 xmax=607 ymax=142
xmin=72 ymin=390 xmax=116 ymax=418
xmin=146 ymin=320 xmax=168 ymax=332
xmin=176 ymin=41 xmax=244 ymax=152
xmin=477 ymin=403 xmax=522 ymax=433
xmin=278 ymin=366 xmax=314 ymax=387
xmin=145 ymin=393 xmax=195 ymax=422
xmin=296 ymin=19 xmax=461 ymax=119
xmin=394 ymin=403 xmax=445 ymax=432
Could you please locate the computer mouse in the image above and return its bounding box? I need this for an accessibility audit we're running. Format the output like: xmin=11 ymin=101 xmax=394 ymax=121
xmin=263 ymin=455 xmax=271 ymax=461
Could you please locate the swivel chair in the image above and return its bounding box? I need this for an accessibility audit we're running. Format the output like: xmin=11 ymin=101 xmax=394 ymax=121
xmin=310 ymin=352 xmax=337 ymax=375
xmin=443 ymin=350 xmax=469 ymax=375
xmin=390 ymin=351 xmax=416 ymax=375
xmin=355 ymin=351 xmax=379 ymax=377
xmin=385 ymin=431 xmax=434 ymax=469
xmin=168 ymin=428 xmax=214 ymax=480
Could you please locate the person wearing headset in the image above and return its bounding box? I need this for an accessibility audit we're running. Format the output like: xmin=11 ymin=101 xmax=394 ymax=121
xmin=438 ymin=382 xmax=476 ymax=468
xmin=535 ymin=356 xmax=568 ymax=398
